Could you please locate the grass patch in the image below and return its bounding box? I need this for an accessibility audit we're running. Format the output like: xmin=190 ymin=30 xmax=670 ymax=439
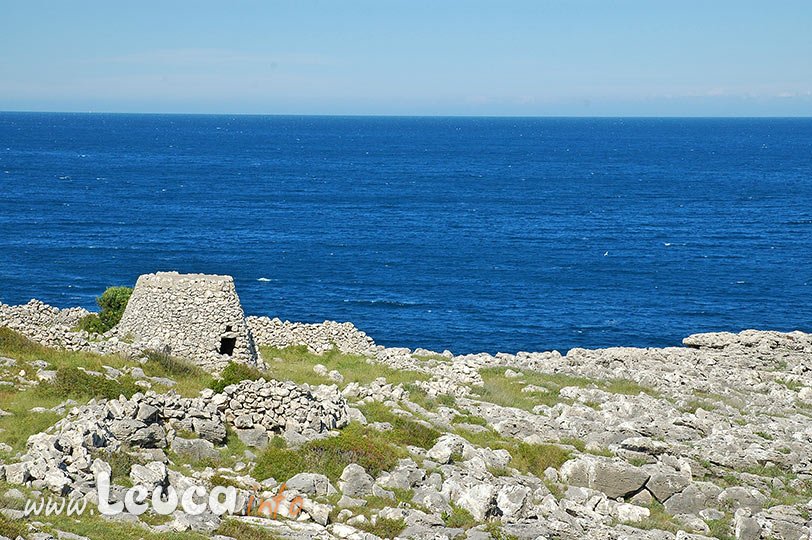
xmin=356 ymin=517 xmax=405 ymax=539
xmin=510 ymin=442 xmax=571 ymax=474
xmin=455 ymin=425 xmax=571 ymax=475
xmin=36 ymin=366 xmax=140 ymax=401
xmin=706 ymin=518 xmax=735 ymax=540
xmin=253 ymin=423 xmax=400 ymax=484
xmin=0 ymin=409 xmax=61 ymax=455
xmin=451 ymin=414 xmax=487 ymax=426
xmin=484 ymin=522 xmax=521 ymax=540
xmin=680 ymin=398 xmax=718 ymax=413
xmin=260 ymin=345 xmax=428 ymax=388
xmin=621 ymin=500 xmax=681 ymax=533
xmin=217 ymin=519 xmax=285 ymax=540
xmin=0 ymin=327 xmax=130 ymax=372
xmin=209 ymin=361 xmax=265 ymax=393
xmin=442 ymin=504 xmax=478 ymax=529
xmin=358 ymin=401 xmax=440 ymax=449
xmin=472 ymin=367 xmax=583 ymax=410
xmin=605 ymin=379 xmax=661 ymax=398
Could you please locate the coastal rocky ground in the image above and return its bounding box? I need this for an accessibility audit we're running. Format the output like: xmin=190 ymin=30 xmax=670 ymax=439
xmin=0 ymin=299 xmax=811 ymax=540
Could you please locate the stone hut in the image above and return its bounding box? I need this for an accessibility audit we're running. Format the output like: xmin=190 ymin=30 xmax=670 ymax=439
xmin=117 ymin=272 xmax=262 ymax=370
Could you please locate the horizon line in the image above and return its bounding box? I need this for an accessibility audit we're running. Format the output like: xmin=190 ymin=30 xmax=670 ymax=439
xmin=2 ymin=110 xmax=812 ymax=120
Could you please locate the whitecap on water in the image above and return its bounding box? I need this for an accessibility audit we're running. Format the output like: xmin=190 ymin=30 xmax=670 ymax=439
xmin=257 ymin=277 xmax=271 ymax=282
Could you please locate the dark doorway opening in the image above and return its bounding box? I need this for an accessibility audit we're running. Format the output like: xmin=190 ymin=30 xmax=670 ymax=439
xmin=219 ymin=336 xmax=236 ymax=356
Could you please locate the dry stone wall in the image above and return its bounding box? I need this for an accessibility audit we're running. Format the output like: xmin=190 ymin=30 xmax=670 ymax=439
xmin=247 ymin=316 xmax=377 ymax=356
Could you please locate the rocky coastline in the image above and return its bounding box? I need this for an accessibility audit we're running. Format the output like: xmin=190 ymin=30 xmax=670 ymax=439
xmin=0 ymin=297 xmax=811 ymax=540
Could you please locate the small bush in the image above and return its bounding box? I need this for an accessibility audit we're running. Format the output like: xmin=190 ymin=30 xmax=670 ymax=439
xmin=442 ymin=504 xmax=477 ymax=529
xmin=210 ymin=362 xmax=264 ymax=393
xmin=72 ymin=285 xmax=133 ymax=334
xmin=96 ymin=286 xmax=133 ymax=329
xmin=74 ymin=313 xmax=107 ymax=334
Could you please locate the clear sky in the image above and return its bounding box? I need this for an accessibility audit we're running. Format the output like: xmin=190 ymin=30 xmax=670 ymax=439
xmin=2 ymin=1 xmax=811 ymax=116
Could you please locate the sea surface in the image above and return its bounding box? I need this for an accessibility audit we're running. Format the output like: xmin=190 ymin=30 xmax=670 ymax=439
xmin=1 ymin=113 xmax=811 ymax=354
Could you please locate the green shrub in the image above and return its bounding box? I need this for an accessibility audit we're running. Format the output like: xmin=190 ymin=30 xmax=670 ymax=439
xmin=96 ymin=286 xmax=133 ymax=329
xmin=72 ymin=285 xmax=133 ymax=334
xmin=74 ymin=313 xmax=107 ymax=333
xmin=442 ymin=504 xmax=477 ymax=528
xmin=209 ymin=362 xmax=264 ymax=393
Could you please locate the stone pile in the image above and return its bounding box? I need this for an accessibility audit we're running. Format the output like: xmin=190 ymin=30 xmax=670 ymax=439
xmin=247 ymin=316 xmax=377 ymax=356
xmin=0 ymin=379 xmax=349 ymax=499
xmin=222 ymin=378 xmax=349 ymax=446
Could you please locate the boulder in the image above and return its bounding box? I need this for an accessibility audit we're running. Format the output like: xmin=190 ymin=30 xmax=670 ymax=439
xmin=170 ymin=437 xmax=219 ymax=462
xmin=339 ymin=464 xmax=374 ymax=497
xmin=560 ymin=457 xmax=650 ymax=499
xmin=286 ymin=472 xmax=336 ymax=496
xmin=235 ymin=428 xmax=269 ymax=449
xmin=192 ymin=418 xmax=226 ymax=444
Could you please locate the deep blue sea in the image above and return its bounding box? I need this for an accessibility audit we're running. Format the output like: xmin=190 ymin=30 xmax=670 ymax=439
xmin=1 ymin=113 xmax=811 ymax=354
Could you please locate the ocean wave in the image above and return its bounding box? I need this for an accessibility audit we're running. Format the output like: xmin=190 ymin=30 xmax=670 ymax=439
xmin=344 ymin=299 xmax=420 ymax=308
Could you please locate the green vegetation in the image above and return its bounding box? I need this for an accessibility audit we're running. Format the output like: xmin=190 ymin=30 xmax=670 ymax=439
xmin=143 ymin=349 xmax=214 ymax=397
xmin=706 ymin=518 xmax=735 ymax=540
xmin=217 ymin=520 xmax=284 ymax=540
xmin=451 ymin=413 xmax=487 ymax=426
xmin=107 ymin=448 xmax=138 ymax=486
xmin=0 ymin=409 xmax=60 ymax=456
xmin=359 ymin=401 xmax=440 ymax=449
xmin=605 ymin=378 xmax=661 ymax=398
xmin=356 ymin=517 xmax=406 ymax=539
xmin=442 ymin=504 xmax=478 ymax=529
xmin=680 ymin=398 xmax=718 ymax=413
xmin=453 ymin=423 xmax=571 ymax=475
xmin=509 ymin=442 xmax=571 ymax=474
xmin=619 ymin=500 xmax=681 ymax=533
xmin=253 ymin=423 xmax=401 ymax=484
xmin=471 ymin=368 xmax=660 ymax=412
xmin=36 ymin=366 xmax=140 ymax=400
xmin=260 ymin=345 xmax=429 ymax=388
xmin=484 ymin=522 xmax=521 ymax=540
xmin=209 ymin=361 xmax=265 ymax=393
xmin=74 ymin=285 xmax=133 ymax=334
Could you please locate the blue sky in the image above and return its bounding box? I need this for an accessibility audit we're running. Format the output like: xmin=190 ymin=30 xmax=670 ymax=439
xmin=2 ymin=1 xmax=811 ymax=116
